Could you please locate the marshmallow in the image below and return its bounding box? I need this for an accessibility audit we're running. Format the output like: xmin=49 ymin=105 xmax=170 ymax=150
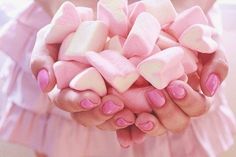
xmin=157 ymin=31 xmax=179 ymax=50
xmin=62 ymin=21 xmax=108 ymax=63
xmin=137 ymin=47 xmax=185 ymax=89
xmin=110 ymin=87 xmax=153 ymax=113
xmin=128 ymin=1 xmax=146 ymax=25
xmin=123 ymin=12 xmax=161 ymax=58
xmin=86 ymin=50 xmax=139 ymax=93
xmin=151 ymin=44 xmax=161 ymax=55
xmin=142 ymin=0 xmax=177 ymax=26
xmin=53 ymin=61 xmax=88 ymax=89
xmin=70 ymin=67 xmax=107 ymax=96
xmin=97 ymin=0 xmax=129 ymax=37
xmin=105 ymin=35 xmax=125 ymax=54
xmin=45 ymin=2 xmax=80 ymax=44
xmin=167 ymin=6 xmax=208 ymax=39
xmin=181 ymin=47 xmax=198 ymax=74
xmin=76 ymin=7 xmax=94 ymax=21
xmin=58 ymin=33 xmax=74 ymax=60
xmin=179 ymin=24 xmax=218 ymax=53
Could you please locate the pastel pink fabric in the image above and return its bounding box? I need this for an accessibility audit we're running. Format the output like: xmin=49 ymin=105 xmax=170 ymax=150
xmin=0 ymin=2 xmax=235 ymax=157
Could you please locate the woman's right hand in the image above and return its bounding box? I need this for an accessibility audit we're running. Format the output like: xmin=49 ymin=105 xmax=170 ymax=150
xmin=30 ymin=25 xmax=135 ymax=131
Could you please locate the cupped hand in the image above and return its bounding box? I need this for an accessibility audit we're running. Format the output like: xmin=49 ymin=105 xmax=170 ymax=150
xmin=30 ymin=25 xmax=135 ymax=131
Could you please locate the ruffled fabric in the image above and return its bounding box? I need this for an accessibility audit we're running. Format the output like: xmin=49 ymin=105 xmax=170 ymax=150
xmin=0 ymin=2 xmax=52 ymax=114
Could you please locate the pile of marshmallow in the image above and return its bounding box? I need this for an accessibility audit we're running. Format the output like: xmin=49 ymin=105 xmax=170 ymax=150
xmin=45 ymin=0 xmax=218 ymax=106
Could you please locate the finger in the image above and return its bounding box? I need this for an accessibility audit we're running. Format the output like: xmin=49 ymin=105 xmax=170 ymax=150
xmin=146 ymin=89 xmax=190 ymax=132
xmin=187 ymin=72 xmax=201 ymax=91
xmin=130 ymin=125 xmax=146 ymax=144
xmin=54 ymin=88 xmax=101 ymax=112
xmin=30 ymin=25 xmax=59 ymax=92
xmin=97 ymin=108 xmax=135 ymax=131
xmin=116 ymin=127 xmax=132 ymax=148
xmin=71 ymin=95 xmax=124 ymax=127
xmin=167 ymin=80 xmax=210 ymax=117
xmin=199 ymin=48 xmax=228 ymax=96
xmin=135 ymin=113 xmax=166 ymax=136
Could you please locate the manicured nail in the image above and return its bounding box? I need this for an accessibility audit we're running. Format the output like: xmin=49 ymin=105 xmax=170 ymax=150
xmin=102 ymin=101 xmax=122 ymax=115
xmin=138 ymin=121 xmax=154 ymax=131
xmin=167 ymin=84 xmax=186 ymax=100
xmin=37 ymin=69 xmax=49 ymax=91
xmin=205 ymin=73 xmax=220 ymax=96
xmin=116 ymin=118 xmax=132 ymax=127
xmin=147 ymin=90 xmax=165 ymax=108
xmin=80 ymin=99 xmax=95 ymax=109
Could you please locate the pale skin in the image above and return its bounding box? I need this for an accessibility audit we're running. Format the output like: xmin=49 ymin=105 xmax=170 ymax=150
xmin=32 ymin=0 xmax=228 ymax=156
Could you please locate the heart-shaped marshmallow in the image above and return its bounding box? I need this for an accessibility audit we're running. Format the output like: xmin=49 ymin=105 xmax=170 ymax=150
xmin=181 ymin=47 xmax=198 ymax=74
xmin=53 ymin=61 xmax=88 ymax=89
xmin=128 ymin=1 xmax=146 ymax=25
xmin=123 ymin=12 xmax=161 ymax=58
xmin=45 ymin=2 xmax=93 ymax=44
xmin=70 ymin=67 xmax=107 ymax=96
xmin=166 ymin=6 xmax=208 ymax=39
xmin=137 ymin=46 xmax=185 ymax=89
xmin=142 ymin=0 xmax=177 ymax=26
xmin=179 ymin=24 xmax=218 ymax=53
xmin=105 ymin=35 xmax=125 ymax=54
xmin=63 ymin=21 xmax=108 ymax=63
xmin=86 ymin=50 xmax=139 ymax=93
xmin=157 ymin=31 xmax=179 ymax=50
xmin=97 ymin=0 xmax=129 ymax=37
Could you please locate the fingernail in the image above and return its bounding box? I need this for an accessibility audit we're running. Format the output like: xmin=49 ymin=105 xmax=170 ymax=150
xmin=80 ymin=99 xmax=95 ymax=109
xmin=205 ymin=73 xmax=220 ymax=96
xmin=138 ymin=121 xmax=154 ymax=131
xmin=37 ymin=69 xmax=49 ymax=91
xmin=147 ymin=90 xmax=165 ymax=108
xmin=102 ymin=101 xmax=122 ymax=115
xmin=167 ymin=84 xmax=186 ymax=100
xmin=116 ymin=118 xmax=132 ymax=127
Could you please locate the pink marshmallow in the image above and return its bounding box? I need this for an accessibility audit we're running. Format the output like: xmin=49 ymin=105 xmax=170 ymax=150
xmin=62 ymin=21 xmax=108 ymax=63
xmin=86 ymin=50 xmax=139 ymax=93
xmin=70 ymin=67 xmax=107 ymax=96
xmin=76 ymin=7 xmax=94 ymax=21
xmin=142 ymin=0 xmax=177 ymax=26
xmin=105 ymin=36 xmax=125 ymax=54
xmin=53 ymin=61 xmax=88 ymax=89
xmin=123 ymin=12 xmax=161 ymax=58
xmin=179 ymin=24 xmax=218 ymax=54
xmin=181 ymin=47 xmax=198 ymax=74
xmin=167 ymin=6 xmax=208 ymax=39
xmin=58 ymin=33 xmax=74 ymax=60
xmin=128 ymin=1 xmax=146 ymax=25
xmin=97 ymin=0 xmax=129 ymax=37
xmin=110 ymin=87 xmax=153 ymax=113
xmin=45 ymin=2 xmax=80 ymax=44
xmin=137 ymin=46 xmax=185 ymax=89
xmin=157 ymin=31 xmax=179 ymax=50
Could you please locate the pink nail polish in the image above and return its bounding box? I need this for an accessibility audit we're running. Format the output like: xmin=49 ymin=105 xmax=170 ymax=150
xmin=116 ymin=118 xmax=132 ymax=127
xmin=102 ymin=101 xmax=121 ymax=115
xmin=80 ymin=99 xmax=95 ymax=109
xmin=167 ymin=84 xmax=186 ymax=100
xmin=138 ymin=121 xmax=154 ymax=131
xmin=37 ymin=69 xmax=49 ymax=91
xmin=147 ymin=90 xmax=165 ymax=108
xmin=205 ymin=73 xmax=220 ymax=96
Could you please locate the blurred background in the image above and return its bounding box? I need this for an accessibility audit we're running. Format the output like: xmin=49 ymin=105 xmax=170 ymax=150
xmin=0 ymin=0 xmax=236 ymax=156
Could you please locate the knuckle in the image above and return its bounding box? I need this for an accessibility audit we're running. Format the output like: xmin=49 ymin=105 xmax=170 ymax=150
xmin=172 ymin=117 xmax=190 ymax=133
